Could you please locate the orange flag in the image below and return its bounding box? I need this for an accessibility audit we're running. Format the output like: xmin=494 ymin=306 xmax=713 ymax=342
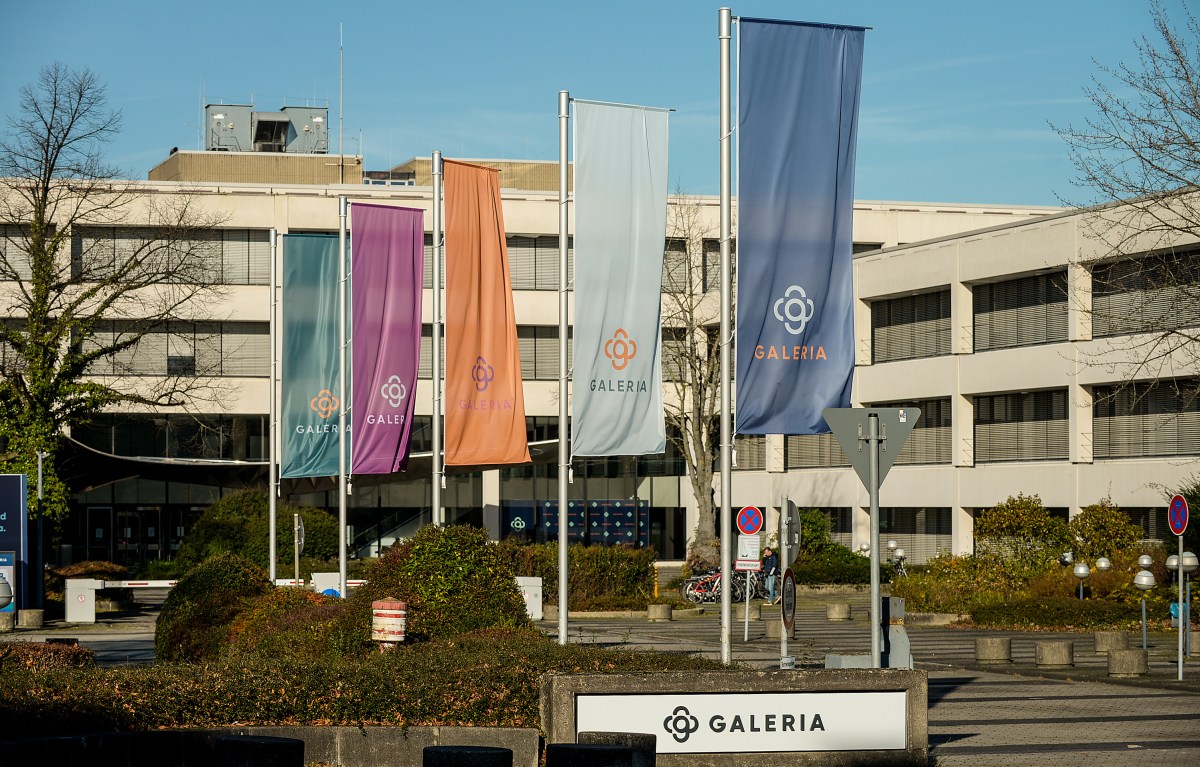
xmin=443 ymin=160 xmax=531 ymax=466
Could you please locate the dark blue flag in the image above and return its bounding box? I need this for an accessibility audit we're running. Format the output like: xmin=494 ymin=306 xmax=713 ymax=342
xmin=735 ymin=19 xmax=865 ymax=434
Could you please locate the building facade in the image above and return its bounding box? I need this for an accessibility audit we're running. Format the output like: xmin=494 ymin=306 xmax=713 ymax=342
xmin=19 ymin=164 xmax=1169 ymax=568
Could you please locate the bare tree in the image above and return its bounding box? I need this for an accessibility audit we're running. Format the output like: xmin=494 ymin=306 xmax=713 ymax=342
xmin=1056 ymin=0 xmax=1200 ymax=402
xmin=0 ymin=63 xmax=228 ymax=520
xmin=660 ymin=193 xmax=724 ymax=569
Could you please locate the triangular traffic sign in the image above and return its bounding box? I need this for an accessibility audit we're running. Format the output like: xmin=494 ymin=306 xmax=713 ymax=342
xmin=821 ymin=407 xmax=921 ymax=488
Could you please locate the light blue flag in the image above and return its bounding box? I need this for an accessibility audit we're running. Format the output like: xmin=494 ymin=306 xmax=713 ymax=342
xmin=735 ymin=19 xmax=865 ymax=435
xmin=281 ymin=233 xmax=343 ymax=478
xmin=572 ymin=100 xmax=669 ymax=456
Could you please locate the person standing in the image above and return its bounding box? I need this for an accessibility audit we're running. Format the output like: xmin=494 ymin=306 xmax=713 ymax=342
xmin=763 ymin=546 xmax=779 ymax=604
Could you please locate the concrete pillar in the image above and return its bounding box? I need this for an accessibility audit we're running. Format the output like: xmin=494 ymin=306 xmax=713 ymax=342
xmin=951 ymin=506 xmax=975 ymax=557
xmin=1094 ymin=631 xmax=1130 ymax=654
xmin=1070 ymin=379 xmax=1093 ymax=465
xmin=482 ymin=469 xmax=501 ymax=540
xmin=952 ymin=393 xmax=974 ymax=468
xmin=974 ymin=636 xmax=1012 ymax=664
xmin=1107 ymin=648 xmax=1148 ymax=677
xmin=1067 ymin=260 xmax=1092 ymax=343
xmin=1035 ymin=640 xmax=1074 ymax=668
xmin=950 ymin=277 xmax=973 ymax=355
xmin=826 ymin=603 xmax=852 ymax=621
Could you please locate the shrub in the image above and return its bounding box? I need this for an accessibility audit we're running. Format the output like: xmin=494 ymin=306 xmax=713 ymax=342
xmin=0 ymin=641 xmax=95 ymax=671
xmin=339 ymin=525 xmax=531 ymax=647
xmin=791 ymin=544 xmax=870 ymax=585
xmin=225 ymin=588 xmax=347 ymax=661
xmin=891 ymin=553 xmax=1021 ymax=614
xmin=974 ymin=494 xmax=1071 ymax=581
xmin=0 ymin=628 xmax=726 ymax=736
xmin=1170 ymin=476 xmax=1200 ymax=554
xmin=496 ymin=540 xmax=656 ymax=606
xmin=155 ymin=553 xmax=272 ymax=663
xmin=970 ymin=597 xmax=1143 ymax=630
xmin=44 ymin=561 xmax=128 ymax=598
xmin=1069 ymin=497 xmax=1142 ymax=562
xmin=176 ymin=489 xmax=338 ymax=573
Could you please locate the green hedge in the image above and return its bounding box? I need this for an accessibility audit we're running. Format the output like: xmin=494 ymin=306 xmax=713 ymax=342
xmin=0 ymin=629 xmax=725 ymax=736
xmin=154 ymin=553 xmax=272 ymax=663
xmin=0 ymin=642 xmax=95 ymax=671
xmin=790 ymin=545 xmax=871 ymax=585
xmin=497 ymin=540 xmax=655 ymax=607
xmin=969 ymin=597 xmax=1144 ymax=630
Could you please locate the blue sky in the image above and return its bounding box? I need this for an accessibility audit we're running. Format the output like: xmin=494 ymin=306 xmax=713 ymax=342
xmin=0 ymin=1 xmax=1172 ymax=206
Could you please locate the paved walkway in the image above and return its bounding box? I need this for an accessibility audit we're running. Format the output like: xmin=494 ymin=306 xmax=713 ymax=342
xmin=538 ymin=598 xmax=1200 ymax=767
xmin=4 ymin=590 xmax=1199 ymax=765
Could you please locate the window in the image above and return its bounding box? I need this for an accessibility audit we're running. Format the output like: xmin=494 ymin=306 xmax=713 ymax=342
xmin=974 ymin=389 xmax=1068 ymax=462
xmin=506 ymin=235 xmax=572 ymax=291
xmin=1091 ymin=249 xmax=1200 ymax=337
xmin=784 ymin=433 xmax=849 ymax=469
xmin=871 ymin=289 xmax=951 ymax=362
xmin=1093 ymin=379 xmax=1200 ymax=458
xmin=71 ymin=227 xmax=269 ymax=285
xmin=733 ymin=434 xmax=766 ymax=471
xmin=878 ymin=507 xmax=952 ymax=564
xmin=973 ymin=272 xmax=1067 ymax=351
xmin=701 ymin=238 xmax=735 ymax=292
xmin=73 ymin=414 xmax=267 ymax=461
xmin=0 ymin=225 xmax=33 ymax=280
xmin=518 ymin=326 xmax=571 ymax=381
xmin=867 ymin=398 xmax=952 ymax=464
xmin=662 ymin=238 xmax=690 ymax=294
xmin=83 ymin=321 xmax=268 ymax=377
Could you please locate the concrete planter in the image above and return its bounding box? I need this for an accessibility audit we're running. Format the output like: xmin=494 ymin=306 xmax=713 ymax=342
xmin=736 ymin=602 xmax=761 ymax=621
xmin=646 ymin=603 xmax=673 ymax=622
xmin=974 ymin=636 xmax=1012 ymax=664
xmin=0 ymin=613 xmax=13 ymax=632
xmin=825 ymin=603 xmax=851 ymax=621
xmin=1107 ymin=648 xmax=1148 ymax=677
xmin=1093 ymin=631 xmax=1129 ymax=654
xmin=17 ymin=609 xmax=43 ymax=629
xmin=1035 ymin=640 xmax=1074 ymax=668
xmin=764 ymin=620 xmax=796 ymax=640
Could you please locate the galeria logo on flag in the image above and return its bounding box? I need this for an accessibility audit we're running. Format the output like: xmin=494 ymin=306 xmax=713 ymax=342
xmin=380 ymin=375 xmax=407 ymax=408
xmin=604 ymin=328 xmax=638 ymax=370
xmin=472 ymin=356 xmax=495 ymax=392
xmin=773 ymin=285 xmax=816 ymax=335
xmin=310 ymin=389 xmax=339 ymax=419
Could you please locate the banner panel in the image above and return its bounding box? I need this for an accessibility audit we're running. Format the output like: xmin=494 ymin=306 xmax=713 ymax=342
xmin=572 ymin=100 xmax=669 ymax=456
xmin=735 ymin=19 xmax=865 ymax=434
xmin=443 ymin=160 xmax=530 ymax=466
xmin=350 ymin=204 xmax=424 ymax=474
xmin=281 ymin=233 xmax=342 ymax=478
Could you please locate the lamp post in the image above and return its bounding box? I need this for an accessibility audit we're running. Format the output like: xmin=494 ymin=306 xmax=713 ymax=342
xmin=1134 ymin=568 xmax=1157 ymax=650
xmin=1059 ymin=551 xmax=1074 ymax=567
xmin=894 ymin=548 xmax=907 ymax=577
xmin=1095 ymin=556 xmax=1112 ymax=573
xmin=1073 ymin=561 xmax=1090 ymax=599
xmin=0 ymin=572 xmax=12 ymax=610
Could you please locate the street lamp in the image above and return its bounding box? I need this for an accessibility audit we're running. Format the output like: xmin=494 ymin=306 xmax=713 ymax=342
xmin=1134 ymin=569 xmax=1157 ymax=650
xmin=1138 ymin=554 xmax=1154 ymax=569
xmin=0 ymin=572 xmax=12 ymax=610
xmin=859 ymin=543 xmax=870 ymax=556
xmin=1059 ymin=551 xmax=1074 ymax=567
xmin=894 ymin=548 xmax=907 ymax=576
xmin=1073 ymin=561 xmax=1090 ymax=599
xmin=1096 ymin=557 xmax=1112 ymax=573
xmin=1182 ymin=552 xmax=1197 ymax=656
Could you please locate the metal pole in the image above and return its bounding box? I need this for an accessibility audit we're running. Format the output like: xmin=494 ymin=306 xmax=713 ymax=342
xmin=337 ymin=195 xmax=348 ymax=598
xmin=36 ymin=450 xmax=45 ymax=608
xmin=780 ymin=507 xmax=788 ymax=662
xmin=1179 ymin=535 xmax=1185 ymax=680
xmin=743 ymin=571 xmax=750 ymax=642
xmin=293 ymin=513 xmax=300 ymax=587
xmin=557 ymin=90 xmax=571 ymax=645
xmin=268 ymin=229 xmax=278 ymax=583
xmin=1142 ymin=597 xmax=1148 ymax=651
xmin=718 ymin=4 xmax=733 ymax=666
xmin=1188 ymin=577 xmax=1192 ymax=657
xmin=869 ymin=413 xmax=881 ymax=668
xmin=432 ymin=151 xmax=444 ymax=527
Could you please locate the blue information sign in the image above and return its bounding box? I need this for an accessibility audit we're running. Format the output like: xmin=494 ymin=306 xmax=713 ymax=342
xmin=0 ymin=475 xmax=27 ymax=610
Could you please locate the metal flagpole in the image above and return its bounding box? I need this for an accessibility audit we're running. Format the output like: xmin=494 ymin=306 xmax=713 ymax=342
xmin=337 ymin=195 xmax=349 ymax=598
xmin=718 ymin=6 xmax=734 ymax=665
xmin=558 ymin=90 xmax=571 ymax=645
xmin=268 ymin=229 xmax=279 ymax=584
xmin=432 ymin=151 xmax=444 ymax=527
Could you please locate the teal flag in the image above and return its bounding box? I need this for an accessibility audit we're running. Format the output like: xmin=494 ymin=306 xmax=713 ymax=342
xmin=281 ymin=233 xmax=343 ymax=478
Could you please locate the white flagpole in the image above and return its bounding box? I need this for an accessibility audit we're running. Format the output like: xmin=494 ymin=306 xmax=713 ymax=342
xmin=718 ymin=6 xmax=734 ymax=665
xmin=338 ymin=195 xmax=349 ymax=597
xmin=558 ymin=90 xmax=571 ymax=645
xmin=268 ymin=228 xmax=278 ymax=584
xmin=432 ymin=151 xmax=445 ymax=527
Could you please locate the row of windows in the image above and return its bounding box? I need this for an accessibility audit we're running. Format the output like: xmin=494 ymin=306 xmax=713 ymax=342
xmin=82 ymin=321 xmax=269 ymax=377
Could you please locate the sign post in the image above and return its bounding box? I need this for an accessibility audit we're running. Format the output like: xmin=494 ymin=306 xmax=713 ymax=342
xmin=736 ymin=507 xmax=764 ymax=642
xmin=1169 ymin=494 xmax=1189 ymax=681
xmin=823 ymin=408 xmax=919 ymax=668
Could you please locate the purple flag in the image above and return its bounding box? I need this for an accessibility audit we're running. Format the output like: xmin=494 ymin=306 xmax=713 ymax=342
xmin=351 ymin=203 xmax=424 ymax=474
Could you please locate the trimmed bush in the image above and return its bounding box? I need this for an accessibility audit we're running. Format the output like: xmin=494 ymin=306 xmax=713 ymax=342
xmin=969 ymin=597 xmax=1143 ymax=630
xmin=1069 ymin=497 xmax=1142 ymax=562
xmin=497 ymin=540 xmax=655 ymax=606
xmin=0 ymin=642 xmax=95 ymax=671
xmin=155 ymin=553 xmax=272 ymax=663
xmin=974 ymin=494 xmax=1071 ymax=581
xmin=340 ymin=525 xmax=531 ymax=646
xmin=790 ymin=545 xmax=871 ymax=585
xmin=0 ymin=629 xmax=726 ymax=736
xmin=225 ymin=588 xmax=347 ymax=662
xmin=176 ymin=489 xmax=338 ymax=573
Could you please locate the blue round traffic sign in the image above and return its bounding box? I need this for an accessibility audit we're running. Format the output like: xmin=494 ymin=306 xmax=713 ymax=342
xmin=1169 ymin=494 xmax=1189 ymax=536
xmin=737 ymin=506 xmax=764 ymax=536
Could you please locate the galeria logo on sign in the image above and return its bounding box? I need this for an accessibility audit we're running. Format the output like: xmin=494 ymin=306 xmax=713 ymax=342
xmin=758 ymin=283 xmax=826 ymax=361
xmin=604 ymin=328 xmax=638 ymax=371
xmin=471 ymin=356 xmax=495 ymax=392
xmin=460 ymin=355 xmax=513 ymax=411
xmin=662 ymin=704 xmax=822 ymax=745
xmin=367 ymin=375 xmax=408 ymax=425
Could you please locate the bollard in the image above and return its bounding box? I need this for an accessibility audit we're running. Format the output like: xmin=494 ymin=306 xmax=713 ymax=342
xmin=1107 ymin=648 xmax=1149 ymax=677
xmin=1035 ymin=640 xmax=1074 ymax=668
xmin=974 ymin=636 xmax=1012 ymax=664
xmin=646 ymin=604 xmax=673 ymax=622
xmin=371 ymin=599 xmax=406 ymax=649
xmin=736 ymin=601 xmax=761 ymax=621
xmin=17 ymin=609 xmax=43 ymax=629
xmin=764 ymin=621 xmax=796 ymax=640
xmin=577 ymin=732 xmax=655 ymax=767
xmin=1093 ymin=631 xmax=1129 ymax=654
xmin=545 ymin=743 xmax=635 ymax=767
xmin=423 ymin=745 xmax=514 ymax=767
xmin=826 ymin=603 xmax=851 ymax=621
xmin=0 ymin=612 xmax=13 ymax=632
xmin=213 ymin=734 xmax=304 ymax=767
